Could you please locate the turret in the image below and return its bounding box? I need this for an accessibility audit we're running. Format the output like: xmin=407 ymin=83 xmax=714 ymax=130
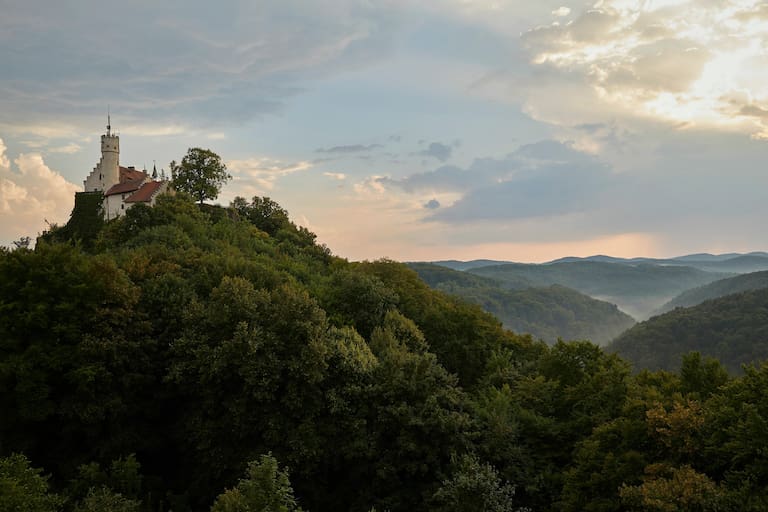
xmin=100 ymin=114 xmax=120 ymax=189
xmin=83 ymin=115 xmax=120 ymax=192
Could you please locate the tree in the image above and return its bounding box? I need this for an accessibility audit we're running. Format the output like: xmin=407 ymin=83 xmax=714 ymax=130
xmin=210 ymin=454 xmax=304 ymax=512
xmin=431 ymin=454 xmax=525 ymax=512
xmin=0 ymin=453 xmax=64 ymax=512
xmin=171 ymin=148 xmax=231 ymax=205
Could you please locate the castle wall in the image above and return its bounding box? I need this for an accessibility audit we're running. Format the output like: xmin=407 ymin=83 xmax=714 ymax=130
xmin=104 ymin=192 xmax=127 ymax=220
xmin=83 ymin=133 xmax=119 ymax=192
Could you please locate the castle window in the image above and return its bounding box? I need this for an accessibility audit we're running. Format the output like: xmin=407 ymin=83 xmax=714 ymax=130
xmin=121 ymin=204 xmax=124 ymax=209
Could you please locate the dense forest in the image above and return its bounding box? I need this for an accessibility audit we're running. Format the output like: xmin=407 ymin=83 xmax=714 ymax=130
xmin=656 ymin=270 xmax=768 ymax=314
xmin=408 ymin=263 xmax=635 ymax=345
xmin=4 ymin=193 xmax=768 ymax=511
xmin=466 ymin=261 xmax=729 ymax=319
xmin=610 ymin=288 xmax=768 ymax=373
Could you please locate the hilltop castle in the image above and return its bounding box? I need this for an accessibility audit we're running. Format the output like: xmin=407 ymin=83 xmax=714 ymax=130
xmin=83 ymin=118 xmax=170 ymax=219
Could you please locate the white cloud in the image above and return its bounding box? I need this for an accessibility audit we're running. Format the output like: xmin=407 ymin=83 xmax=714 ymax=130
xmin=226 ymin=157 xmax=312 ymax=198
xmin=0 ymin=139 xmax=9 ymax=171
xmin=49 ymin=143 xmax=82 ymax=154
xmin=0 ymin=1 xmax=399 ymax=132
xmin=517 ymin=0 xmax=768 ymax=137
xmin=323 ymin=172 xmax=347 ymax=180
xmin=0 ymin=139 xmax=79 ymax=245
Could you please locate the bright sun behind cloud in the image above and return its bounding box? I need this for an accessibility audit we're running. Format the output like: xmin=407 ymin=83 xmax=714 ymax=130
xmin=526 ymin=0 xmax=768 ymax=137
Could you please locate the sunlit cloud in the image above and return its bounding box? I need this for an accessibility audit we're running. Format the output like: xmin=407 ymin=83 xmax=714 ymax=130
xmin=48 ymin=143 xmax=82 ymax=154
xmin=522 ymin=0 xmax=768 ymax=137
xmin=0 ymin=139 xmax=79 ymax=245
xmin=226 ymin=157 xmax=312 ymax=198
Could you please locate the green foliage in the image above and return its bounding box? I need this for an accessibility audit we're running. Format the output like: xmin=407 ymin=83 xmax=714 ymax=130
xmin=210 ymin=454 xmax=303 ymax=512
xmin=74 ymin=487 xmax=140 ymax=512
xmin=658 ymin=270 xmax=768 ymax=313
xmin=619 ymin=464 xmax=724 ymax=512
xmin=410 ymin=263 xmax=636 ymax=345
xmin=468 ymin=261 xmax=728 ymax=319
xmin=610 ymin=288 xmax=768 ymax=373
xmin=68 ymin=454 xmax=143 ymax=503
xmin=0 ymin=454 xmax=63 ymax=512
xmin=232 ymin=196 xmax=291 ymax=236
xmin=171 ymin=147 xmax=231 ymax=204
xmin=431 ymin=454 xmax=524 ymax=512
xmin=8 ymin=192 xmax=768 ymax=511
xmin=39 ymin=191 xmax=104 ymax=249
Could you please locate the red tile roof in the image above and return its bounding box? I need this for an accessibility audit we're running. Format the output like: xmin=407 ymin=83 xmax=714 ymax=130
xmin=120 ymin=166 xmax=148 ymax=183
xmin=105 ymin=181 xmax=143 ymax=196
xmin=125 ymin=181 xmax=164 ymax=203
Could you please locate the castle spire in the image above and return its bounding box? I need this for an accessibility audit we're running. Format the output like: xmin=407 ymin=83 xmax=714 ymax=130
xmin=107 ymin=106 xmax=111 ymax=136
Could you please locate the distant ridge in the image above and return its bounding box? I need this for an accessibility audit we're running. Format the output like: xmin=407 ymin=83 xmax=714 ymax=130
xmin=545 ymin=251 xmax=768 ymax=266
xmin=428 ymin=252 xmax=768 ymax=272
xmin=609 ymin=287 xmax=768 ymax=373
xmin=408 ymin=262 xmax=635 ymax=345
xmin=541 ymin=252 xmax=768 ymax=274
xmin=421 ymin=252 xmax=768 ymax=318
xmin=656 ymin=270 xmax=768 ymax=314
xmin=429 ymin=259 xmax=512 ymax=271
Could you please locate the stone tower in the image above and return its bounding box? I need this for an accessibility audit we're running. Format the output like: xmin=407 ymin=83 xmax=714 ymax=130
xmin=83 ymin=115 xmax=120 ymax=192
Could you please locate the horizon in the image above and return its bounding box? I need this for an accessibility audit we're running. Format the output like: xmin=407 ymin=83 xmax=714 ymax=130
xmin=3 ymin=1 xmax=768 ymax=262
xmin=411 ymin=250 xmax=768 ymax=265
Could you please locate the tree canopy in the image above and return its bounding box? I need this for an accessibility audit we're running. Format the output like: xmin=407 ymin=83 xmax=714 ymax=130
xmin=171 ymin=147 xmax=231 ymax=204
xmin=3 ymin=188 xmax=768 ymax=511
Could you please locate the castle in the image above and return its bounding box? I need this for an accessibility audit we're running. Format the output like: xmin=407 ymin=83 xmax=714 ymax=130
xmin=83 ymin=118 xmax=170 ymax=219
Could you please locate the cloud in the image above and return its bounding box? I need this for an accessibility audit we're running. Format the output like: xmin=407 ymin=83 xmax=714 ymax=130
xmin=0 ymin=139 xmax=80 ymax=245
xmin=516 ymin=0 xmax=768 ymax=137
xmin=427 ymin=149 xmax=615 ymax=223
xmin=423 ymin=199 xmax=440 ymax=209
xmin=0 ymin=1 xmax=398 ymax=134
xmin=0 ymin=140 xmax=9 ymax=171
xmin=48 ymin=143 xmax=82 ymax=154
xmin=323 ymin=172 xmax=347 ymax=180
xmin=316 ymin=144 xmax=383 ymax=154
xmin=416 ymin=142 xmax=453 ymax=162
xmin=226 ymin=157 xmax=311 ymax=196
xmin=385 ymin=139 xmax=595 ymax=194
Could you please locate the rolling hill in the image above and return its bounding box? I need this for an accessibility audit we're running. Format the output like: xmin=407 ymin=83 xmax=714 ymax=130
xmin=609 ymin=287 xmax=768 ymax=373
xmin=466 ymin=261 xmax=730 ymax=320
xmin=546 ymin=252 xmax=768 ymax=273
xmin=657 ymin=270 xmax=768 ymax=314
xmin=409 ymin=263 xmax=635 ymax=345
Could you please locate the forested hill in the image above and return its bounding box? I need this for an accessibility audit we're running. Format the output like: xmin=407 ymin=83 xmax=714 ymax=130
xmin=409 ymin=262 xmax=635 ymax=345
xmin=7 ymin=193 xmax=768 ymax=511
xmin=609 ymin=287 xmax=768 ymax=373
xmin=468 ymin=261 xmax=730 ymax=319
xmin=656 ymin=270 xmax=768 ymax=314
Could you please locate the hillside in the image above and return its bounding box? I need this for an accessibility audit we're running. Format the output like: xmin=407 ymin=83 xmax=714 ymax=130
xmin=429 ymin=259 xmax=512 ymax=271
xmin=468 ymin=261 xmax=729 ymax=319
xmin=409 ymin=263 xmax=635 ymax=345
xmin=546 ymin=251 xmax=768 ymax=271
xmin=657 ymin=270 xmax=768 ymax=314
xmin=609 ymin=287 xmax=768 ymax=373
xmin=10 ymin=194 xmax=768 ymax=511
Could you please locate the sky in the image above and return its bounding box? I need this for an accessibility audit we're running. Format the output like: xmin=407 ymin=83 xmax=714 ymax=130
xmin=2 ymin=0 xmax=768 ymax=262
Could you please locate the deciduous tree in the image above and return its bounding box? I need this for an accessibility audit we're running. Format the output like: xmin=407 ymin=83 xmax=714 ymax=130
xmin=171 ymin=148 xmax=230 ymax=205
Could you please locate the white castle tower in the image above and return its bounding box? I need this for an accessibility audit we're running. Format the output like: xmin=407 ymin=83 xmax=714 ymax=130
xmin=83 ymin=115 xmax=120 ymax=192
